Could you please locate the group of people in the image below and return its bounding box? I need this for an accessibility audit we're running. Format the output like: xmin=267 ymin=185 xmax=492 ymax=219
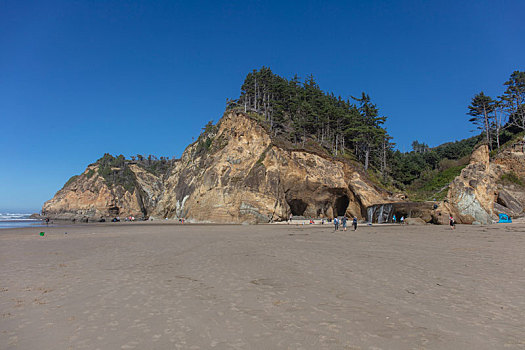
xmin=333 ymin=216 xmax=358 ymax=231
xmin=288 ymin=213 xmax=457 ymax=230
xmin=391 ymin=214 xmax=405 ymax=224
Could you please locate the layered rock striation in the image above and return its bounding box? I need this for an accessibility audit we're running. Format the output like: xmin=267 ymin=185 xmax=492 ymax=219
xmin=43 ymin=112 xmax=391 ymax=223
xmin=42 ymin=163 xmax=164 ymax=221
xmin=44 ymin=112 xmax=525 ymax=224
xmin=367 ymin=142 xmax=525 ymax=226
xmin=444 ymin=143 xmax=525 ymax=224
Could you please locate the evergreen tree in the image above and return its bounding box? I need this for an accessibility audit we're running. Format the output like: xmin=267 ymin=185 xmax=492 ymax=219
xmin=231 ymin=68 xmax=391 ymax=170
xmin=467 ymin=91 xmax=495 ymax=150
xmin=411 ymin=140 xmax=429 ymax=153
xmin=501 ymin=70 xmax=525 ymax=131
xmin=348 ymin=93 xmax=386 ymax=170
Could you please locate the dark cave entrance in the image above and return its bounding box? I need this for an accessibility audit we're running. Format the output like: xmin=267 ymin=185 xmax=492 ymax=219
xmin=108 ymin=206 xmax=120 ymax=216
xmin=335 ymin=195 xmax=349 ymax=216
xmin=288 ymin=199 xmax=308 ymax=216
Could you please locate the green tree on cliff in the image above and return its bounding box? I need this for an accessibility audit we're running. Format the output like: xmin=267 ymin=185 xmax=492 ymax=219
xmin=347 ymin=93 xmax=387 ymax=170
xmin=467 ymin=91 xmax=495 ymax=150
xmin=501 ymin=70 xmax=525 ymax=131
xmin=232 ymin=68 xmax=391 ymax=171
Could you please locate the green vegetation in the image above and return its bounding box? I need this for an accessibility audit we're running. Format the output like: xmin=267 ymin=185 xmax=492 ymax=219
xmin=228 ymin=67 xmax=389 ymax=172
xmin=223 ymin=68 xmax=504 ymax=199
xmin=95 ymin=153 xmax=175 ymax=191
xmin=63 ymin=175 xmax=79 ymax=189
xmin=408 ymin=165 xmax=466 ymax=201
xmin=131 ymin=154 xmax=174 ymax=176
xmin=389 ymin=136 xmax=480 ymax=186
xmin=499 ymin=130 xmax=525 ymax=152
xmin=86 ymin=169 xmax=95 ymax=179
xmin=467 ymin=70 xmax=525 ymax=151
xmin=97 ymin=154 xmax=136 ymax=193
xmin=194 ymin=120 xmax=218 ymax=157
xmin=499 ymin=172 xmax=524 ymax=187
xmin=68 ymin=69 xmax=524 ymax=203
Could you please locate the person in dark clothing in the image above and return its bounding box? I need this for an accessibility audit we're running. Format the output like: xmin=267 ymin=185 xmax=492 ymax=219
xmin=352 ymin=217 xmax=358 ymax=231
xmin=342 ymin=216 xmax=348 ymax=231
xmin=334 ymin=217 xmax=339 ymax=231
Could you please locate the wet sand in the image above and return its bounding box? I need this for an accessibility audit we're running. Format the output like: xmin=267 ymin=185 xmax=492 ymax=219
xmin=1 ymin=222 xmax=525 ymax=349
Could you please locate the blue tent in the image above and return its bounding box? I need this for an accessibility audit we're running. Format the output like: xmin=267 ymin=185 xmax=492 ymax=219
xmin=498 ymin=213 xmax=512 ymax=223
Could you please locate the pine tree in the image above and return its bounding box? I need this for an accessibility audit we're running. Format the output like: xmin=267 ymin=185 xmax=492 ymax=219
xmin=348 ymin=93 xmax=386 ymax=170
xmin=467 ymin=92 xmax=495 ymax=150
xmin=501 ymin=71 xmax=525 ymax=131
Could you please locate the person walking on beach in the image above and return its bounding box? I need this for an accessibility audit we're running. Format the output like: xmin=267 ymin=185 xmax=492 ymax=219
xmin=342 ymin=216 xmax=348 ymax=231
xmin=392 ymin=214 xmax=396 ymax=223
xmin=352 ymin=217 xmax=358 ymax=231
xmin=400 ymin=216 xmax=404 ymax=225
xmin=449 ymin=215 xmax=456 ymax=230
xmin=334 ymin=217 xmax=339 ymax=231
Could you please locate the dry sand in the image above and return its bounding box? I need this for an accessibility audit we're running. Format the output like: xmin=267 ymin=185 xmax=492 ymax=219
xmin=1 ymin=222 xmax=525 ymax=349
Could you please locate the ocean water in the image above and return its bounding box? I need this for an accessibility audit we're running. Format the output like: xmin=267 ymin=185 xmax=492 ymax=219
xmin=0 ymin=212 xmax=45 ymax=229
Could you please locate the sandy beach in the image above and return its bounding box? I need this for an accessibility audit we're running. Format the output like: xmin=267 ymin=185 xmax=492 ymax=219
xmin=1 ymin=222 xmax=525 ymax=349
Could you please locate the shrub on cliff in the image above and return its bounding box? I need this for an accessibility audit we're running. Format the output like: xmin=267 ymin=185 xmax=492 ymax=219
xmin=96 ymin=154 xmax=136 ymax=193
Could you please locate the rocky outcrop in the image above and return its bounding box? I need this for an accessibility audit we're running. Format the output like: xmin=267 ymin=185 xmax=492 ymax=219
xmin=43 ymin=112 xmax=393 ymax=223
xmin=367 ymin=202 xmax=436 ymax=223
xmin=152 ymin=112 xmax=390 ymax=223
xmin=446 ymin=144 xmax=525 ymax=224
xmin=42 ymin=112 xmax=525 ymax=225
xmin=42 ymin=164 xmax=163 ymax=221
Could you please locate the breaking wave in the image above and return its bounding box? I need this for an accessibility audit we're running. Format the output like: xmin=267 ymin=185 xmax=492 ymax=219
xmin=0 ymin=212 xmax=33 ymax=221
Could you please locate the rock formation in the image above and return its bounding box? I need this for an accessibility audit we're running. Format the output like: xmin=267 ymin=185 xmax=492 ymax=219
xmin=444 ymin=143 xmax=525 ymax=224
xmin=366 ymin=142 xmax=525 ymax=226
xmin=42 ymin=163 xmax=164 ymax=221
xmin=43 ymin=112 xmax=525 ymax=225
xmin=43 ymin=112 xmax=392 ymax=223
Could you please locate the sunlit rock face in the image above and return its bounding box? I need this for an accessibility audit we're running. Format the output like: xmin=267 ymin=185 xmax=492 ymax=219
xmin=43 ymin=112 xmax=391 ymax=223
xmin=152 ymin=112 xmax=389 ymax=223
xmin=42 ymin=164 xmax=163 ymax=221
xmin=43 ymin=114 xmax=525 ymax=225
xmin=447 ymin=144 xmax=525 ymax=224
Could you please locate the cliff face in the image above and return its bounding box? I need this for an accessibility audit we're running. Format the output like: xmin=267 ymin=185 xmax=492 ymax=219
xmin=153 ymin=112 xmax=388 ymax=223
xmin=445 ymin=142 xmax=525 ymax=224
xmin=43 ymin=112 xmax=391 ymax=223
xmin=42 ymin=163 xmax=163 ymax=221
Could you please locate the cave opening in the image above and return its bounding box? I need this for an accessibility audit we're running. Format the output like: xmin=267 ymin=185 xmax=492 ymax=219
xmin=496 ymin=194 xmax=508 ymax=208
xmin=108 ymin=206 xmax=120 ymax=216
xmin=335 ymin=195 xmax=349 ymax=216
xmin=287 ymin=199 xmax=308 ymax=216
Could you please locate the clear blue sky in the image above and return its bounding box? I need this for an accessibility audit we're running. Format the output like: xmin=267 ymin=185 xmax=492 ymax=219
xmin=1 ymin=0 xmax=524 ymax=211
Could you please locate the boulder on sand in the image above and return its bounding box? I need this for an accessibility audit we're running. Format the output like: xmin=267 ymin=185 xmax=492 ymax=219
xmin=405 ymin=217 xmax=426 ymax=225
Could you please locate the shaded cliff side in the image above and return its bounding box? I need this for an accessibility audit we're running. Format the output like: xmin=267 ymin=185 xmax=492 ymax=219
xmin=43 ymin=112 xmax=392 ymax=223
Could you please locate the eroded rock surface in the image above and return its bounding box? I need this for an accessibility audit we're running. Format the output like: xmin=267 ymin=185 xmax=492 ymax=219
xmin=42 ymin=164 xmax=163 ymax=221
xmin=446 ymin=144 xmax=525 ymax=224
xmin=152 ymin=113 xmax=390 ymax=223
xmin=43 ymin=112 xmax=392 ymax=223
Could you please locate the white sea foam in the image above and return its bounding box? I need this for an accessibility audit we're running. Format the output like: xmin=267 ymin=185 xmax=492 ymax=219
xmin=0 ymin=212 xmax=33 ymax=221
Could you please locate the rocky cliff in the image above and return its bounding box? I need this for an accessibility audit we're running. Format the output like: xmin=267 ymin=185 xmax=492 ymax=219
xmin=43 ymin=112 xmax=392 ymax=223
xmin=366 ymin=141 xmax=525 ymax=226
xmin=42 ymin=163 xmax=164 ymax=221
xmin=443 ymin=141 xmax=525 ymax=224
